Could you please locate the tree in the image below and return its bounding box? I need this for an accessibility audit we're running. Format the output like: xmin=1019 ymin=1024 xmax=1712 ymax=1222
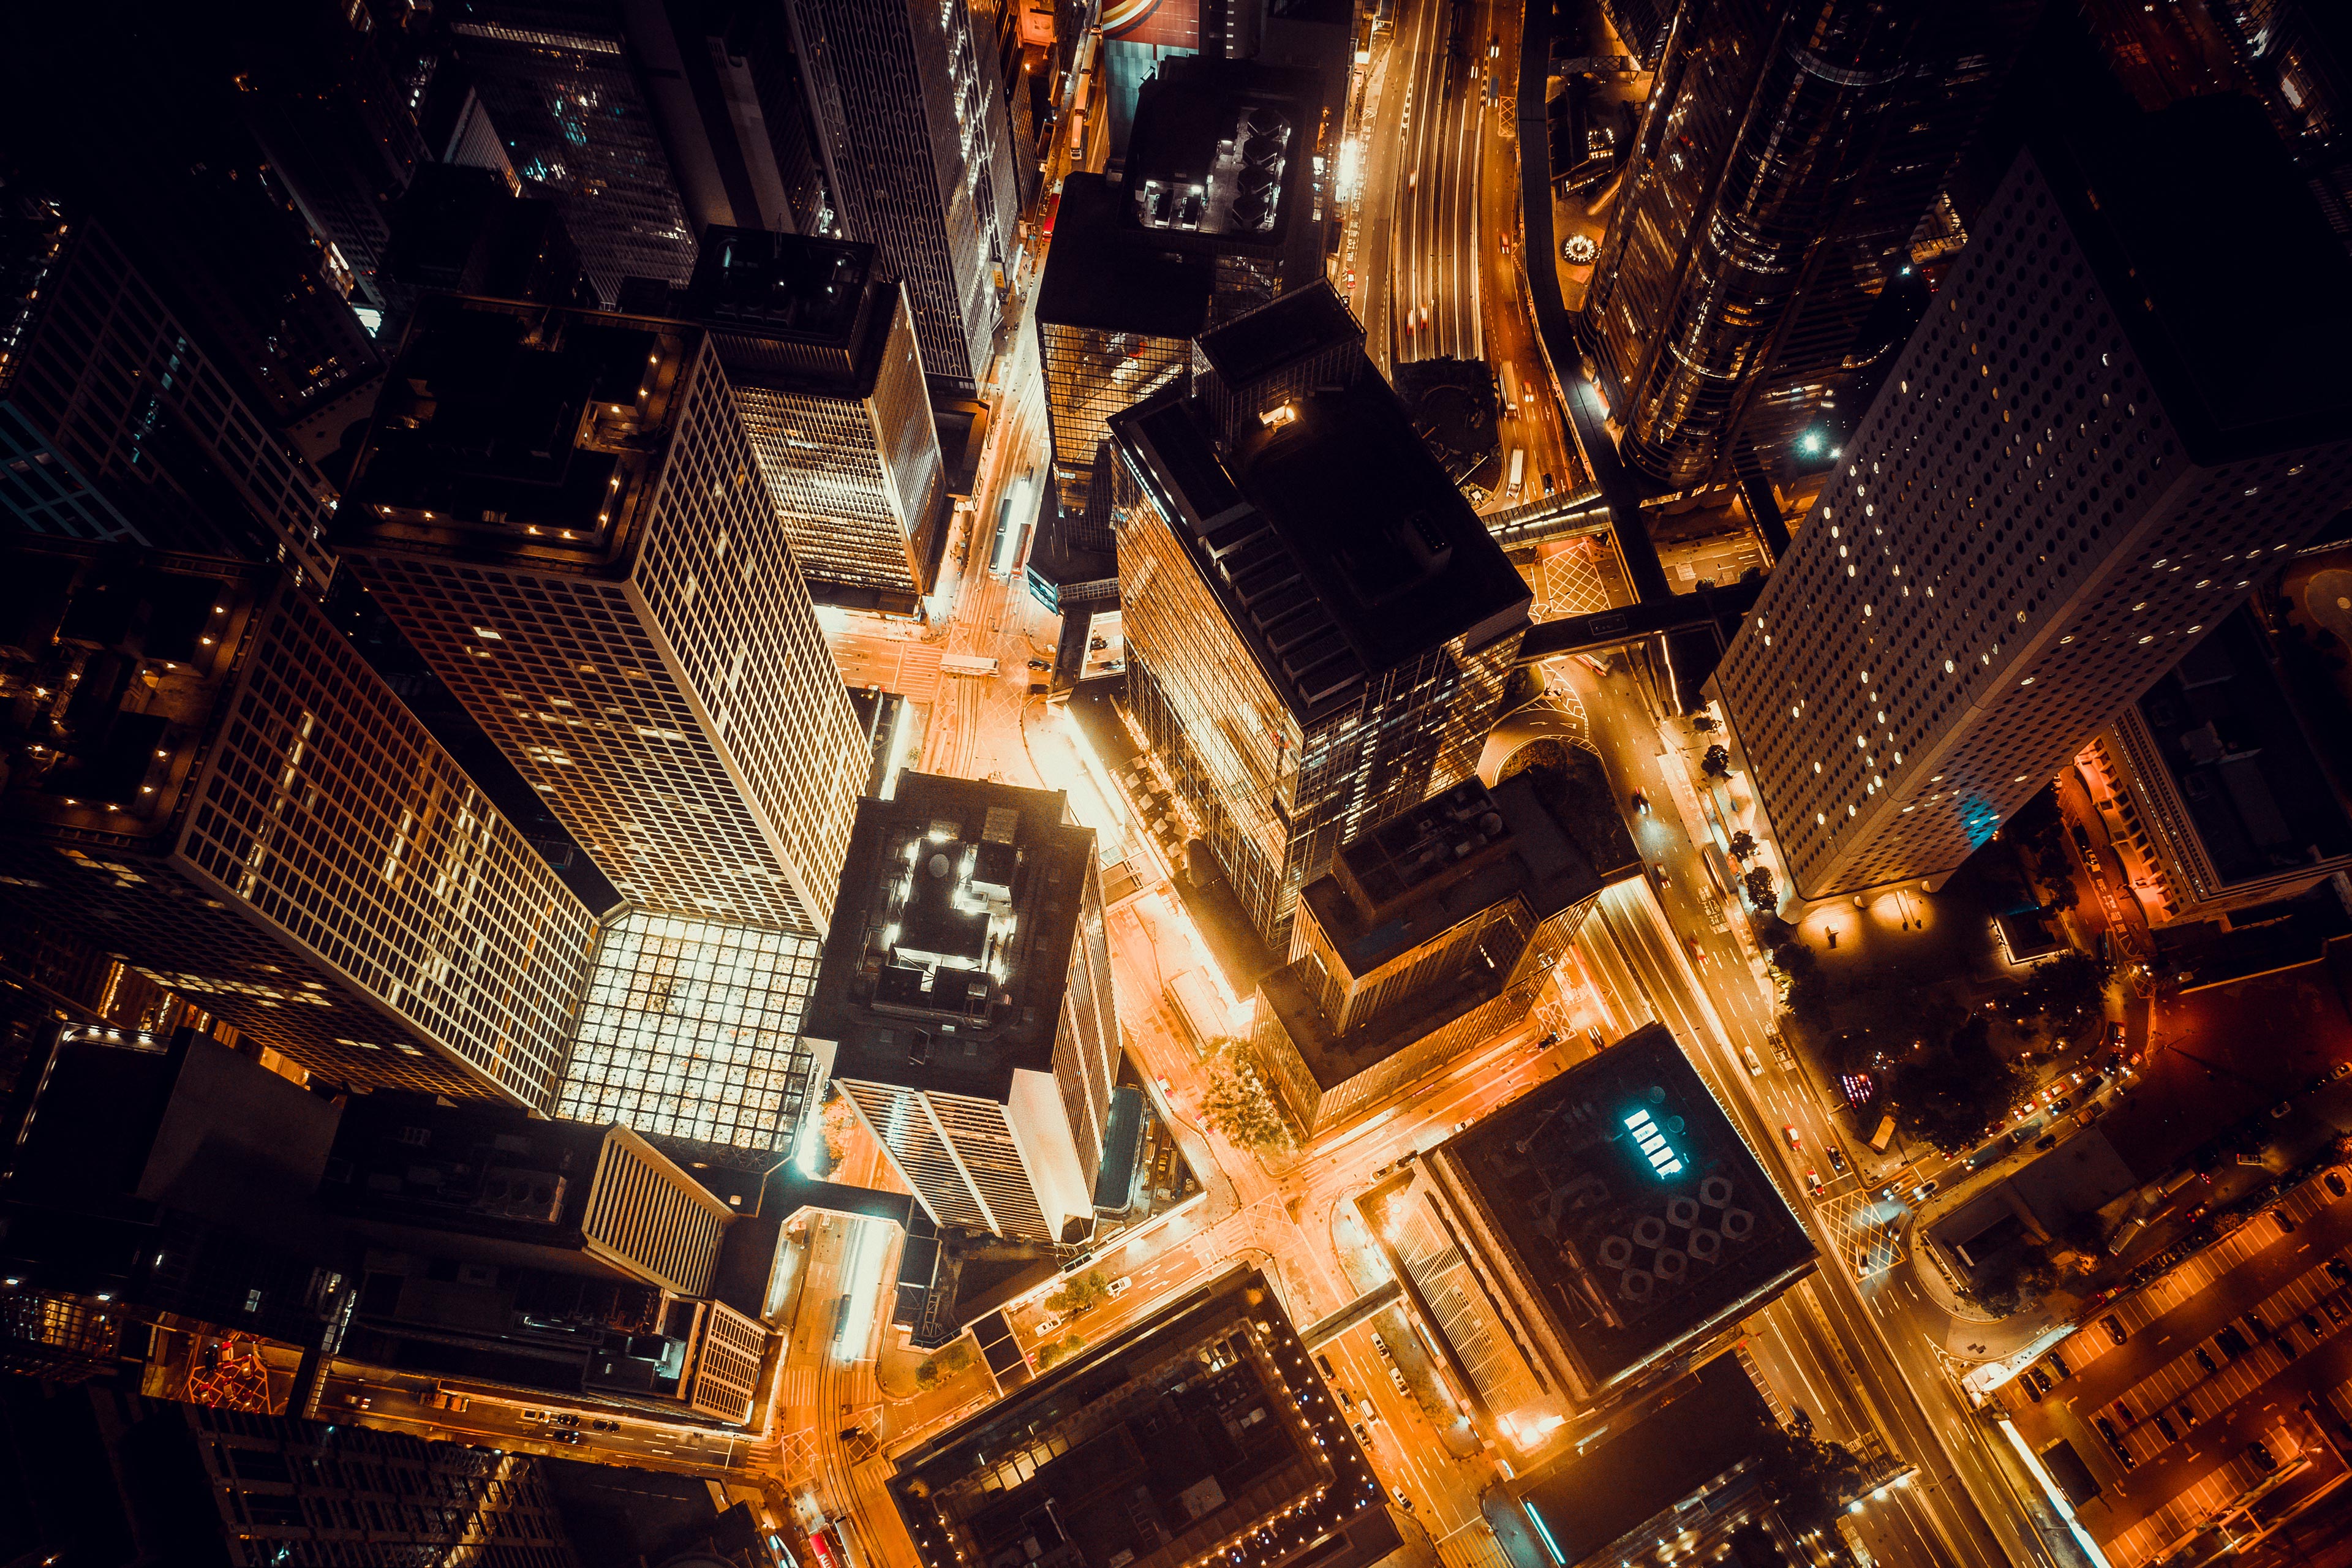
xmin=2011 ymin=952 xmax=2109 ymax=1039
xmin=1702 ymin=744 xmax=1732 ymax=779
xmin=1043 ymin=1272 xmax=1110 ymax=1317
xmin=1727 ymin=830 xmax=1758 ymax=863
xmin=1202 ymin=1043 xmax=1296 ymax=1154
xmin=1744 ymin=865 xmax=1777 ymax=911
xmin=1746 ymin=1417 xmax=1870 ymax=1537
xmin=1037 ymin=1333 xmax=1086 ymax=1370
xmin=1890 ymin=1015 xmax=2032 ymax=1153
xmin=1691 ymin=714 xmax=1719 ymax=734
xmin=1977 ymin=1239 xmax=2064 ymax=1316
xmin=914 ymin=1338 xmax=976 ymax=1390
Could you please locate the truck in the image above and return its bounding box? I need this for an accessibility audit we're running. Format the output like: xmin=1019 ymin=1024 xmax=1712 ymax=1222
xmin=1167 ymin=968 xmax=1229 ymax=1057
xmin=1507 ymin=447 xmax=1526 ymax=497
xmin=1499 ymin=362 xmax=1520 ymax=416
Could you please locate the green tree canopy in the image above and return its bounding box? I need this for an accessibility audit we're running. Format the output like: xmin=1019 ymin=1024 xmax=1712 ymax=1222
xmin=1890 ymin=1014 xmax=2031 ymax=1153
xmin=1202 ymin=1043 xmax=1295 ymax=1154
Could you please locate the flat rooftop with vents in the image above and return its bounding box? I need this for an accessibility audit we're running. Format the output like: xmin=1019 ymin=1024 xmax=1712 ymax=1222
xmin=805 ymin=774 xmax=1096 ymax=1098
xmin=888 ymin=1266 xmax=1403 ymax=1568
xmin=1410 ymin=1024 xmax=1814 ymax=1406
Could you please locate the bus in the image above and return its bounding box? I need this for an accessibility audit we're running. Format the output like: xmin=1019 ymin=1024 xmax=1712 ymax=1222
xmin=1499 ymin=362 xmax=1520 ymax=416
xmin=1507 ymin=447 xmax=1526 ymax=497
xmin=1167 ymin=968 xmax=1229 ymax=1057
xmin=941 ymin=654 xmax=1000 ymax=678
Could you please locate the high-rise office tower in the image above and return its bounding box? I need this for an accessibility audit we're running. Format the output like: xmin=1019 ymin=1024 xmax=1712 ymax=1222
xmin=0 ymin=541 xmax=597 ymax=1109
xmin=781 ymin=0 xmax=1022 ymax=394
xmin=339 ymin=293 xmax=870 ymax=936
xmin=805 ymin=774 xmax=1117 ymax=1245
xmin=1107 ymin=285 xmax=1532 ymax=947
xmin=1583 ymin=0 xmax=2040 ymax=489
xmin=1716 ymin=97 xmax=2352 ymax=900
xmin=443 ymin=1 xmax=701 ymax=301
xmin=0 ymin=209 xmax=343 ymax=590
xmin=672 ymin=228 xmax=949 ymax=614
xmin=1028 ymin=58 xmax=1332 ymax=667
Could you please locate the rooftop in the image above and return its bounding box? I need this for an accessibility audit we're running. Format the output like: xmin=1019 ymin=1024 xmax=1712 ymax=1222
xmin=1197 ymin=282 xmax=1365 ymax=390
xmin=888 ymin=1267 xmax=1400 ymax=1568
xmin=1124 ymin=59 xmax=1321 ymax=243
xmin=1512 ymin=1356 xmax=1773 ymax=1568
xmin=806 ymin=774 xmax=1096 ymax=1100
xmin=674 ymin=227 xmax=901 ymax=396
xmin=1034 ymin=174 xmax=1216 ymax=339
xmin=1433 ymin=1024 xmax=1814 ymax=1389
xmin=2130 ymin=609 xmax=2352 ymax=884
xmin=1110 ymin=364 xmax=1529 ymax=720
xmin=2043 ymin=94 xmax=2352 ymax=463
xmin=342 ymin=296 xmax=698 ymax=568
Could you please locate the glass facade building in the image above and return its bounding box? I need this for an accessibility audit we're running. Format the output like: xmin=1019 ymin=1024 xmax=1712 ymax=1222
xmin=559 ymin=909 xmax=828 ymax=1152
xmin=1107 ymin=287 xmax=1531 ymax=948
xmin=1582 ymin=0 xmax=2037 ymax=488
xmin=448 ymin=6 xmax=700 ymax=303
xmin=782 ymin=0 xmax=1021 ymax=393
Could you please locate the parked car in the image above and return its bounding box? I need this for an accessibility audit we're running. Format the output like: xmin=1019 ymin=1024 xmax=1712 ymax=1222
xmin=1354 ymin=1422 xmax=1373 ymax=1446
xmin=2249 ymin=1441 xmax=2278 ymax=1472
xmin=1371 ymin=1332 xmax=1392 ymax=1360
xmin=1389 ymin=1365 xmax=1409 ymax=1396
xmin=2019 ymin=1377 xmax=2042 ymax=1404
xmin=2328 ymin=1300 xmax=2347 ymax=1325
xmin=2177 ymin=1402 xmax=2198 ymax=1430
xmin=2154 ymin=1414 xmax=2177 ymax=1442
xmin=2215 ymin=1325 xmax=2250 ymax=1359
xmin=1392 ymin=1487 xmax=1415 ymax=1512
xmin=2329 ymin=1171 xmax=2349 ymax=1199
xmin=2047 ymin=1351 xmax=2071 ymax=1380
xmin=2331 ymin=1257 xmax=2352 ymax=1287
xmin=2245 ymin=1311 xmax=2272 ymax=1341
xmin=2109 ymin=1440 xmax=2136 ymax=1471
xmin=2277 ymin=1208 xmax=2300 ymax=1234
xmin=2103 ymin=1314 xmax=2128 ymax=1346
xmin=2304 ymin=1312 xmax=2323 ymax=1338
xmin=2195 ymin=1346 xmax=2219 ymax=1373
xmin=2095 ymin=1416 xmax=2120 ymax=1444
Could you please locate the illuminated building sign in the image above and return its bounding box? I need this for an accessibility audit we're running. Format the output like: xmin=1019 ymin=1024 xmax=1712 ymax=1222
xmin=1624 ymin=1108 xmax=1683 ymax=1177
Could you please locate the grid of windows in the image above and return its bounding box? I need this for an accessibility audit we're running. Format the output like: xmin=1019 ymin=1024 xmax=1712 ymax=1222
xmin=834 ymin=1079 xmax=991 ymax=1231
xmin=186 ymin=1404 xmax=578 ymax=1567
xmin=1719 ymin=150 xmax=2352 ymax=897
xmin=1039 ymin=322 xmax=1190 ymax=533
xmin=788 ymin=0 xmax=1017 ymax=390
xmin=688 ymin=1299 xmax=769 ymax=1422
xmin=580 ymin=1128 xmax=731 ymax=1295
xmin=559 ymin=910 xmax=825 ymax=1152
xmin=0 ymin=562 xmax=594 ymax=1110
xmin=451 ymin=16 xmax=697 ymax=303
xmin=1 ymin=220 xmax=339 ymax=589
xmin=344 ymin=334 xmax=868 ymax=935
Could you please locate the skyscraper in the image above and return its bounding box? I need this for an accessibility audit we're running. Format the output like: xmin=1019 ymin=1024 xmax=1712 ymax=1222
xmin=782 ymin=0 xmax=1022 ymax=394
xmin=1108 ymin=285 xmax=1532 ymax=946
xmin=0 ymin=541 xmax=597 ymax=1109
xmin=443 ymin=1 xmax=701 ymax=301
xmin=805 ymin=774 xmax=1117 ymax=1245
xmin=338 ymin=293 xmax=870 ymax=936
xmin=1582 ymin=0 xmax=2039 ymax=489
xmin=1716 ymin=96 xmax=2352 ymax=899
xmin=1 ymin=211 xmax=342 ymax=590
xmin=673 ymin=227 xmax=949 ymax=614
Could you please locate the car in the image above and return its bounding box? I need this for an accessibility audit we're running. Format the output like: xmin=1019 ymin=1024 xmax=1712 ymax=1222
xmin=1743 ymin=1046 xmax=1766 ymax=1076
xmin=2271 ymin=1101 xmax=2294 ymax=1120
xmin=1488 ymin=32 xmax=1500 ymax=55
xmin=2154 ymin=1414 xmax=2177 ymax=1442
xmin=1317 ymin=1353 xmax=1336 ymax=1378
xmin=2019 ymin=1377 xmax=2042 ymax=1404
xmin=1782 ymin=1125 xmax=1803 ymax=1150
xmin=1913 ymin=1180 xmax=1940 ymax=1202
xmin=2215 ymin=1325 xmax=2250 ymax=1359
xmin=2278 ymin=1330 xmax=2300 ymax=1359
xmin=1452 ymin=1118 xmax=1473 ymax=1134
xmin=2027 ymin=1368 xmax=2052 ymax=1395
xmin=1826 ymin=1147 xmax=1849 ymax=1175
xmin=1650 ymin=864 xmax=1670 ymax=891
xmin=2249 ymin=1441 xmax=2277 ymax=1472
xmin=1417 ymin=304 xmax=1430 ymax=329
xmin=2192 ymin=1343 xmax=2216 ymax=1372
xmin=2103 ymin=1314 xmax=2128 ymax=1346
xmin=2034 ymin=1133 xmax=2059 ymax=1151
xmin=1371 ymin=1331 xmax=1391 ymax=1358
xmin=548 ymin=1430 xmax=584 ymax=1446
xmin=1805 ymin=1168 xmax=1823 ymax=1196
xmin=589 ymin=1419 xmax=620 ymax=1433
xmin=2278 ymin=1209 xmax=2301 ymax=1234
xmin=521 ymin=1409 xmax=546 ymax=1422
xmin=1106 ymin=1276 xmax=1132 ymax=1300
xmin=1392 ymin=1487 xmax=1415 ymax=1512
xmin=2305 ymin=1312 xmax=2323 ymax=1338
xmin=1389 ymin=1365 xmax=1409 ymax=1396
xmin=1544 ymin=473 xmax=1558 ymax=496
xmin=2245 ymin=1311 xmax=2272 ymax=1341
xmin=1500 ymin=233 xmax=1512 ymax=254
xmin=2109 ymin=1440 xmax=2136 ymax=1471
xmin=2049 ymin=1097 xmax=2072 ymax=1114
xmin=2332 ymin=1257 xmax=2352 ymax=1287
xmin=2177 ymin=1402 xmax=2198 ymax=1430
xmin=1588 ymin=1026 xmax=1606 ymax=1050
xmin=1354 ymin=1421 xmax=1373 ymax=1446
xmin=552 ymin=1413 xmax=580 ymax=1427
xmin=2095 ymin=1416 xmax=2120 ymax=1444
xmin=2113 ymin=1398 xmax=2135 ymax=1422
xmin=2337 ymin=1061 xmax=2352 ymax=1080
xmin=1630 ymin=788 xmax=1650 ymax=814
xmin=2047 ymin=1351 xmax=2071 ymax=1379
xmin=340 ymin=1393 xmax=372 ymax=1410
xmin=2331 ymin=1171 xmax=2350 ymax=1199
xmin=1408 ymin=170 xmax=1418 ymax=189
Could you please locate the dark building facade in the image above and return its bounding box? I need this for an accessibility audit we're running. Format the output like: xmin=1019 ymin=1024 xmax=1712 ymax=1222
xmin=0 ymin=541 xmax=597 ymax=1109
xmin=805 ymin=773 xmax=1117 ymax=1244
xmin=1581 ymin=0 xmax=2040 ymax=489
xmin=1251 ymin=773 xmax=1640 ymax=1133
xmin=1108 ymin=285 xmax=1532 ymax=947
xmin=781 ymin=0 xmax=1022 ymax=394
